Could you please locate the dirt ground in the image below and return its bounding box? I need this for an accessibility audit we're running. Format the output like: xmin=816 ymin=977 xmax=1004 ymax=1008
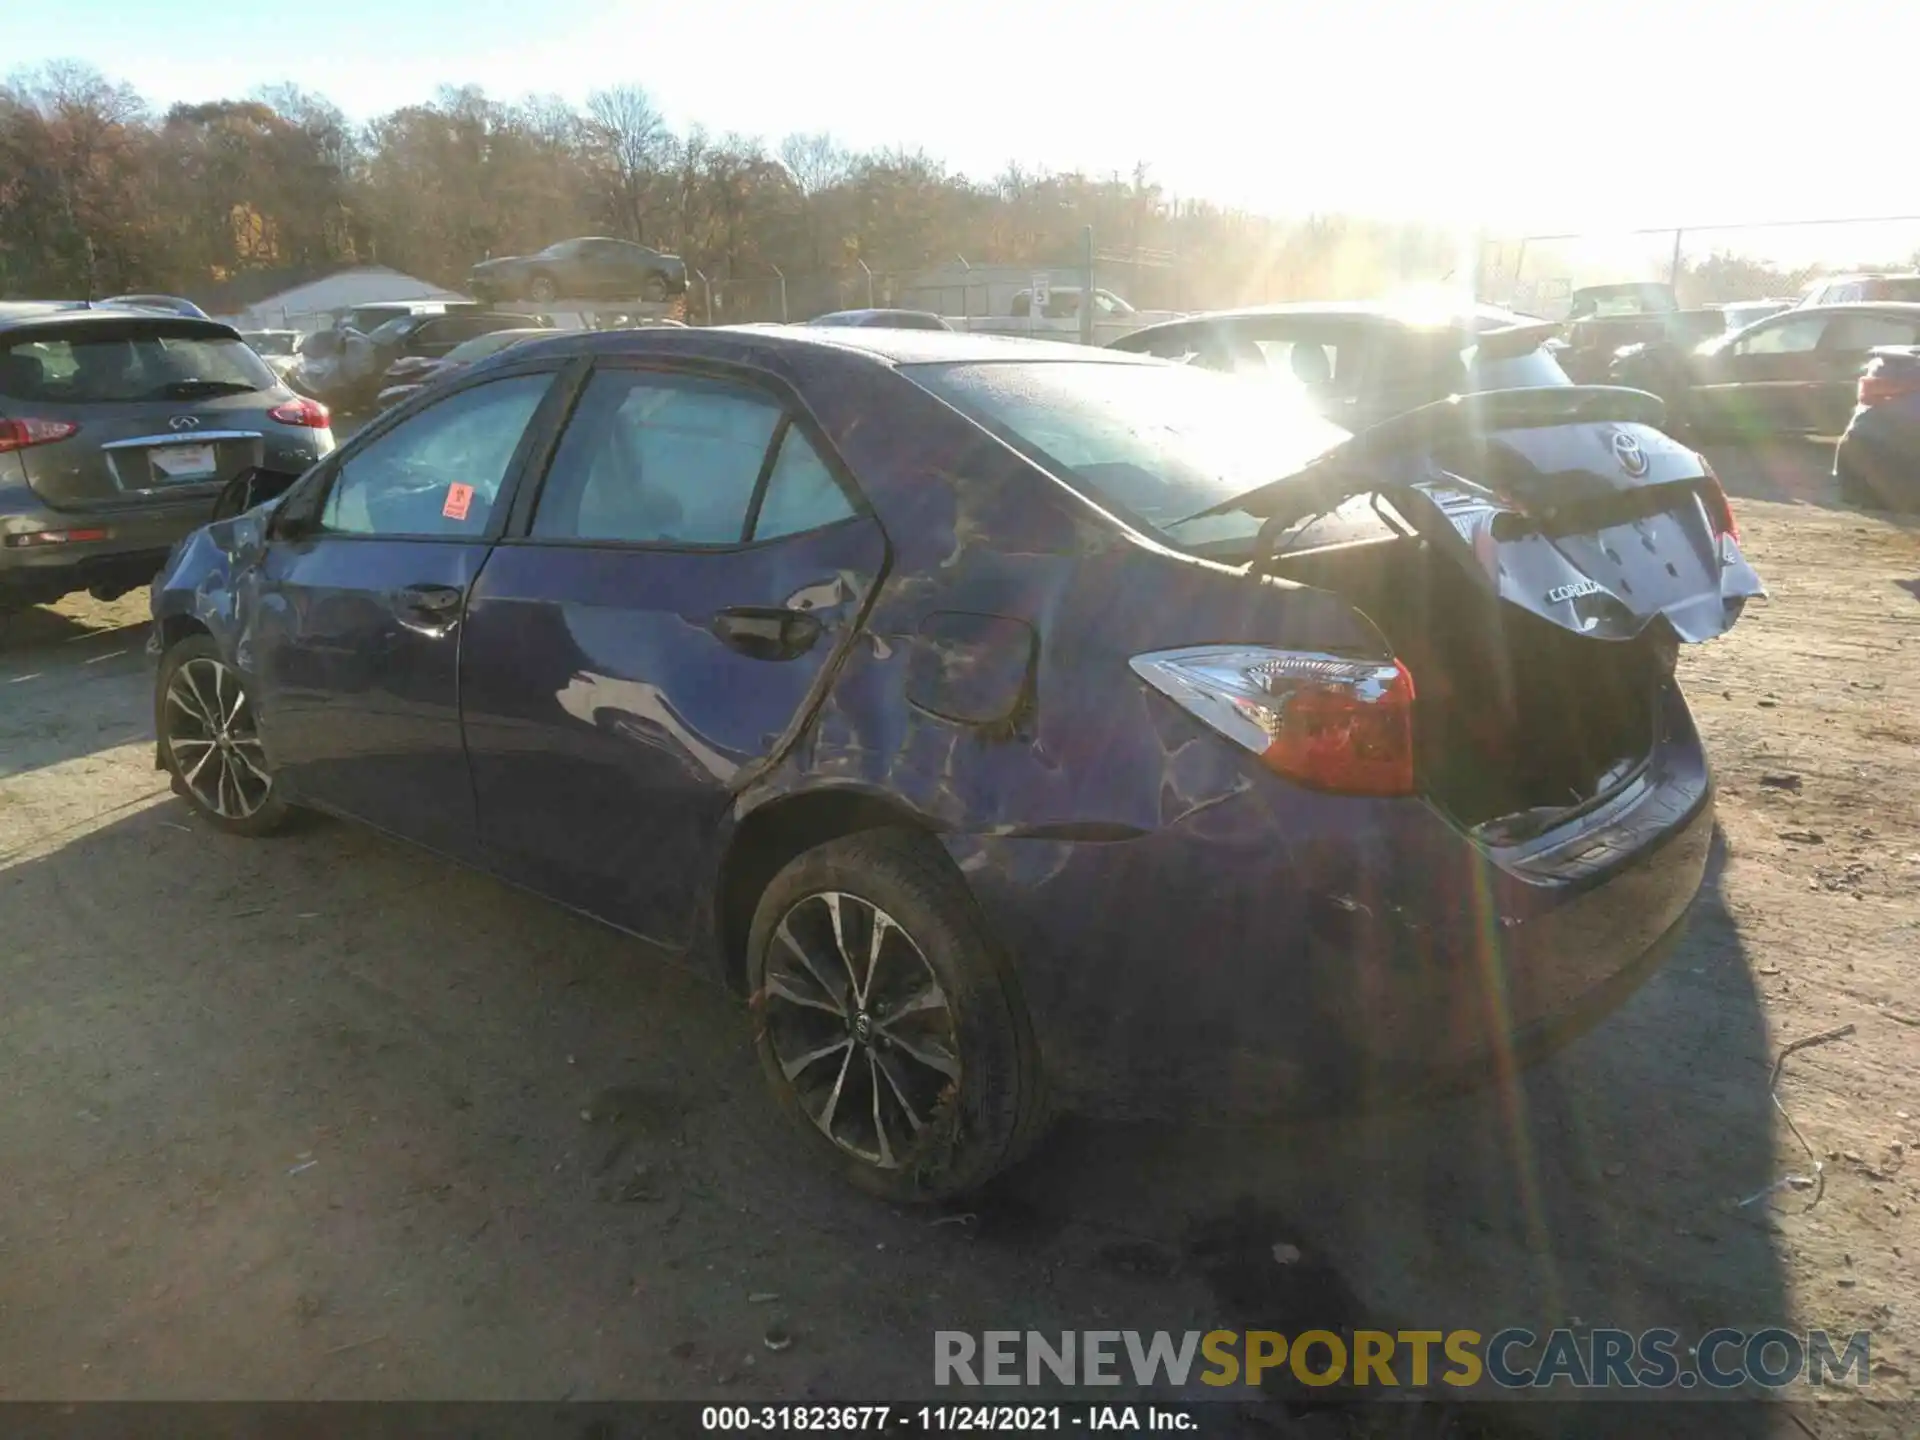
xmin=1 ymin=438 xmax=1916 ymax=1435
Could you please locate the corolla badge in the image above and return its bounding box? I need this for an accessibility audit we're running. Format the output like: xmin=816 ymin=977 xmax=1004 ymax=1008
xmin=1611 ymin=430 xmax=1650 ymax=478
xmin=1547 ymin=578 xmax=1605 ymax=605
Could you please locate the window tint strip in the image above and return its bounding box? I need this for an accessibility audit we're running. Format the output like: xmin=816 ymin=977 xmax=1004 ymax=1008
xmin=741 ymin=414 xmax=792 ymax=543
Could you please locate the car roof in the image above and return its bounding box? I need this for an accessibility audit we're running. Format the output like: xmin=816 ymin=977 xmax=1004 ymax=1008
xmin=1572 ymin=282 xmax=1672 ymax=296
xmin=0 ymin=308 xmax=240 ymax=338
xmin=496 ymin=323 xmax=1158 ymax=370
xmin=1118 ymin=300 xmax=1538 ymax=337
xmin=1783 ymin=301 xmax=1920 ymax=318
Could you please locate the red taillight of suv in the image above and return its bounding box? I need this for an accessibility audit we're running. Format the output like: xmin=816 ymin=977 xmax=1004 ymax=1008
xmin=0 ymin=417 xmax=80 ymax=453
xmin=1859 ymin=368 xmax=1920 ymax=408
xmin=268 ymin=396 xmax=330 ymax=428
xmin=1130 ymin=647 xmax=1417 ymax=797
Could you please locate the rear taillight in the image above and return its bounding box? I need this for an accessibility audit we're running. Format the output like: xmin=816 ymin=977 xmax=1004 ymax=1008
xmin=0 ymin=417 xmax=80 ymax=453
xmin=269 ymin=396 xmax=330 ymax=428
xmin=1698 ymin=461 xmax=1740 ymax=544
xmin=1859 ymin=371 xmax=1920 ymax=407
xmin=1131 ymin=647 xmax=1416 ymax=797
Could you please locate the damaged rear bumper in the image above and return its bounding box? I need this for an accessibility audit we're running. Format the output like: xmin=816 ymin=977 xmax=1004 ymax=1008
xmin=947 ymin=686 xmax=1714 ymax=1123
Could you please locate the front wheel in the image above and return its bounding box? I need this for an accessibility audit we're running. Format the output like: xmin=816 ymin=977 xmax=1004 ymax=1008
xmin=528 ymin=273 xmax=559 ymax=304
xmin=746 ymin=829 xmax=1048 ymax=1202
xmin=156 ymin=634 xmax=294 ymax=836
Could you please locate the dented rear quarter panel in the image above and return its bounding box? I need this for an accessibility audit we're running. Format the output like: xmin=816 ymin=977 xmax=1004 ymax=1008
xmin=721 ymin=342 xmax=1391 ymax=841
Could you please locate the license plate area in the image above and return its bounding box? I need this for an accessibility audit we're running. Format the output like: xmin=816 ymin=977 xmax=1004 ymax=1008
xmin=149 ymin=443 xmax=217 ymax=481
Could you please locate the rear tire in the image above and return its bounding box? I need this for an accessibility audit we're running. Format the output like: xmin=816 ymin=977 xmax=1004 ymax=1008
xmin=745 ymin=828 xmax=1048 ymax=1202
xmin=642 ymin=274 xmax=669 ymax=303
xmin=155 ymin=634 xmax=294 ymax=838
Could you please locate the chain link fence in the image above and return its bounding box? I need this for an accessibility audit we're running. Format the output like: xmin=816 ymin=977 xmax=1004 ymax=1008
xmin=1481 ymin=217 xmax=1920 ymax=318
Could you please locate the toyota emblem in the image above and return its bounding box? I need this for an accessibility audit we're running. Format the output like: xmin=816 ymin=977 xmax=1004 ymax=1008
xmin=168 ymin=415 xmax=201 ymax=432
xmin=1611 ymin=431 xmax=1649 ymax=478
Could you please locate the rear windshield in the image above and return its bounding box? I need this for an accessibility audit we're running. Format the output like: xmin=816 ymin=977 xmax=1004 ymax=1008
xmin=905 ymin=358 xmax=1350 ymax=548
xmin=0 ymin=325 xmax=277 ymax=404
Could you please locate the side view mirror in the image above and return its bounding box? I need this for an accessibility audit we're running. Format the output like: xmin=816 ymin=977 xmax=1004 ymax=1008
xmin=211 ymin=466 xmax=307 ymax=523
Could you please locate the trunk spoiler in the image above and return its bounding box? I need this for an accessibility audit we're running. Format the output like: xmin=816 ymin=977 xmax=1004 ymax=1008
xmin=1200 ymin=386 xmax=1669 ymax=528
xmin=1212 ymin=385 xmax=1764 ymax=645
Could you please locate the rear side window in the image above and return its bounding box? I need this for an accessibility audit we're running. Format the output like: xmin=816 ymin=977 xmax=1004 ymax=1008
xmin=754 ymin=426 xmax=858 ymax=540
xmin=0 ymin=327 xmax=276 ymax=404
xmin=1821 ymin=313 xmax=1920 ymax=350
xmin=321 ymin=373 xmax=551 ymax=537
xmin=531 ymin=371 xmax=782 ymax=545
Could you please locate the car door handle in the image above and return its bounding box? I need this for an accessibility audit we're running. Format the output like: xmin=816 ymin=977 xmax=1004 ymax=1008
xmin=395 ymin=583 xmax=464 ymax=619
xmin=713 ymin=606 xmax=824 ymax=661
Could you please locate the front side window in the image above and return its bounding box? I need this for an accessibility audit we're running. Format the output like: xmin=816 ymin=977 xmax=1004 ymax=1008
xmin=531 ymin=371 xmax=782 ymax=545
xmin=320 ymin=372 xmax=551 ymax=537
xmin=1736 ymin=316 xmax=1828 ymax=356
xmin=1821 ymin=313 xmax=1920 ymax=351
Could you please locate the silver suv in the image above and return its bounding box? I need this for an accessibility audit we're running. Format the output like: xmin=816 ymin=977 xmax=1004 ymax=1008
xmin=0 ymin=307 xmax=334 ymax=611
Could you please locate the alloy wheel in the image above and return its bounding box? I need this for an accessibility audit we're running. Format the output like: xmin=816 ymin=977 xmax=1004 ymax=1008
xmin=164 ymin=657 xmax=272 ymax=820
xmin=761 ymin=891 xmax=961 ymax=1169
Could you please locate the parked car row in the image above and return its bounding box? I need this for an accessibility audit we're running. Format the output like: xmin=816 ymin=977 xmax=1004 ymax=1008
xmin=287 ymin=306 xmax=555 ymax=416
xmin=1104 ymin=291 xmax=1920 ymax=512
xmin=0 ymin=304 xmax=333 ymax=611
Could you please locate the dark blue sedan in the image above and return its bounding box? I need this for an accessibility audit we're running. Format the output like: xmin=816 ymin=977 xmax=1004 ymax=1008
xmin=149 ymin=326 xmax=1763 ymax=1199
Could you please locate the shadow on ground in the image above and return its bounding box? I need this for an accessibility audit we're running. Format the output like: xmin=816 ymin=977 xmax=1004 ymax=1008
xmin=0 ymin=795 xmax=1790 ymax=1435
xmin=958 ymin=829 xmax=1790 ymax=1437
xmin=0 ymin=598 xmax=153 ymax=780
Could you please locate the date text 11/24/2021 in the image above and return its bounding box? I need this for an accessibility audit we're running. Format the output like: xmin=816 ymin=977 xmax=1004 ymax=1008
xmin=701 ymin=1406 xmax=1200 ymax=1432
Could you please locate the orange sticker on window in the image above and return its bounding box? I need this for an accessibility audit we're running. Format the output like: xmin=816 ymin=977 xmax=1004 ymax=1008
xmin=442 ymin=483 xmax=474 ymax=521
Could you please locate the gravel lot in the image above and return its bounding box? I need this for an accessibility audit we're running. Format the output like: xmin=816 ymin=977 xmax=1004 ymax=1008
xmin=1 ymin=438 xmax=1916 ymax=1434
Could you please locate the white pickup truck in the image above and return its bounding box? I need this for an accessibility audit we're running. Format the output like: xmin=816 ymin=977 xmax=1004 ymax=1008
xmin=944 ymin=286 xmax=1184 ymax=344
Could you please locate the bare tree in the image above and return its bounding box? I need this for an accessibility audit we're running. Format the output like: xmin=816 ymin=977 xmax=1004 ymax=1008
xmin=587 ymin=84 xmax=668 ymax=243
xmin=778 ymin=131 xmax=850 ymax=271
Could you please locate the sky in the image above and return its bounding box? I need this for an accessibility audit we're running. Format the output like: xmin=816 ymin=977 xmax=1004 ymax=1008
xmin=11 ymin=0 xmax=1919 ymax=244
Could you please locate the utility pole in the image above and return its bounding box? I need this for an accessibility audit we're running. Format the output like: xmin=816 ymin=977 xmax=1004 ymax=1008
xmin=1079 ymin=225 xmax=1095 ymax=347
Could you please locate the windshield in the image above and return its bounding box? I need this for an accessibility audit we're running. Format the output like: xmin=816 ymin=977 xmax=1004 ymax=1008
xmin=244 ymin=332 xmax=295 ymax=356
xmin=0 ymin=325 xmax=276 ymax=403
xmin=445 ymin=329 xmax=548 ymax=362
xmin=366 ymin=316 xmax=419 ymax=345
xmin=905 ymin=359 xmax=1350 ymax=548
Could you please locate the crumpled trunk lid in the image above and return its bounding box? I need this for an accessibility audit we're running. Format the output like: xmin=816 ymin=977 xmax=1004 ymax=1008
xmin=1248 ymin=386 xmax=1764 ymax=838
xmin=1253 ymin=385 xmax=1765 ymax=644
